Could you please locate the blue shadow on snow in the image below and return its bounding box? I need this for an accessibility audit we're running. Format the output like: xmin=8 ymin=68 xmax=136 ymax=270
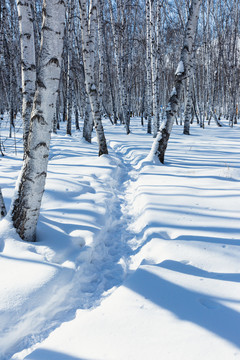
xmin=158 ymin=259 xmax=240 ymax=283
xmin=125 ymin=265 xmax=240 ymax=348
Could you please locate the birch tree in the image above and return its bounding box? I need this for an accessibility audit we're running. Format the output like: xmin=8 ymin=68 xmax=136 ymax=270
xmin=79 ymin=0 xmax=108 ymax=155
xmin=149 ymin=0 xmax=158 ymax=137
xmin=0 ymin=0 xmax=20 ymax=138
xmin=183 ymin=74 xmax=194 ymax=134
xmin=150 ymin=0 xmax=202 ymax=163
xmin=97 ymin=0 xmax=104 ymax=115
xmin=108 ymin=0 xmax=125 ymax=125
xmin=66 ymin=0 xmax=74 ymax=136
xmin=145 ymin=0 xmax=152 ymax=134
xmin=0 ymin=188 xmax=6 ymax=219
xmin=83 ymin=89 xmax=93 ymax=143
xmin=17 ymin=0 xmax=36 ymax=154
xmin=104 ymin=22 xmax=118 ymax=124
xmin=120 ymin=0 xmax=131 ymax=133
xmin=11 ymin=0 xmax=66 ymax=241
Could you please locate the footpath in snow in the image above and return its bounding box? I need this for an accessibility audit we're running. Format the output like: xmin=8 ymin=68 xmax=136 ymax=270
xmin=0 ymin=117 xmax=240 ymax=360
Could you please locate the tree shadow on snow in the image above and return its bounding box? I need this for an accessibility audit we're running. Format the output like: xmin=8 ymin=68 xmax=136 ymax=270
xmin=158 ymin=259 xmax=240 ymax=283
xmin=124 ymin=266 xmax=240 ymax=348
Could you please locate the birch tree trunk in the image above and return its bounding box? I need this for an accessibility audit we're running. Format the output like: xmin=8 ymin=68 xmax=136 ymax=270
xmin=150 ymin=0 xmax=158 ymax=137
xmin=122 ymin=37 xmax=130 ymax=134
xmin=79 ymin=0 xmax=108 ymax=156
xmin=183 ymin=44 xmax=196 ymax=134
xmin=150 ymin=0 xmax=201 ymax=164
xmin=118 ymin=0 xmax=129 ymax=131
xmin=183 ymin=75 xmax=193 ymax=134
xmin=105 ymin=31 xmax=118 ymax=124
xmin=66 ymin=0 xmax=74 ymax=136
xmin=97 ymin=0 xmax=104 ymax=115
xmin=75 ymin=105 xmax=80 ymax=131
xmin=3 ymin=0 xmax=16 ymax=139
xmin=155 ymin=0 xmax=162 ymax=131
xmin=83 ymin=91 xmax=93 ymax=143
xmin=0 ymin=188 xmax=6 ymax=219
xmin=146 ymin=0 xmax=152 ymax=134
xmin=211 ymin=56 xmax=223 ymax=127
xmin=11 ymin=0 xmax=66 ymax=242
xmin=17 ymin=0 xmax=36 ymax=155
xmin=53 ymin=92 xmax=60 ymax=133
xmin=108 ymin=0 xmax=124 ymax=125
xmin=32 ymin=1 xmax=40 ymax=76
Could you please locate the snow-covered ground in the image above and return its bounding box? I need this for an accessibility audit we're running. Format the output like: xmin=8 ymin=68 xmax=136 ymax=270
xmin=0 ymin=116 xmax=240 ymax=360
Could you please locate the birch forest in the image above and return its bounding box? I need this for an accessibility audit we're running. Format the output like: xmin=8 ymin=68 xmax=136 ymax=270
xmin=0 ymin=0 xmax=239 ymax=240
xmin=1 ymin=0 xmax=239 ymax=140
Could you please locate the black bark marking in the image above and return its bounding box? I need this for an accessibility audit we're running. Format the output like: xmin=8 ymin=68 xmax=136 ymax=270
xmin=42 ymin=6 xmax=47 ymax=17
xmin=34 ymin=142 xmax=48 ymax=151
xmin=37 ymin=79 xmax=46 ymax=89
xmin=31 ymin=114 xmax=47 ymax=125
xmin=25 ymin=177 xmax=34 ymax=183
xmin=42 ymin=25 xmax=52 ymax=32
xmin=47 ymin=57 xmax=60 ymax=67
xmin=24 ymin=33 xmax=32 ymax=40
xmin=36 ymin=172 xmax=47 ymax=179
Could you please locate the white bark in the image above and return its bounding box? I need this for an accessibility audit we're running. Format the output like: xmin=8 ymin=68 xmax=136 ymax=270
xmin=11 ymin=0 xmax=66 ymax=241
xmin=17 ymin=0 xmax=36 ymax=154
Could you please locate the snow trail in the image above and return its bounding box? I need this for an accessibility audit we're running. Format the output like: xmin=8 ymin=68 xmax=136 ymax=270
xmin=0 ymin=125 xmax=142 ymax=359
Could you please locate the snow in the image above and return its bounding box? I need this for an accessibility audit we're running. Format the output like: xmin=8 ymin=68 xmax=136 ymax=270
xmin=175 ymin=60 xmax=184 ymax=75
xmin=0 ymin=115 xmax=240 ymax=360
